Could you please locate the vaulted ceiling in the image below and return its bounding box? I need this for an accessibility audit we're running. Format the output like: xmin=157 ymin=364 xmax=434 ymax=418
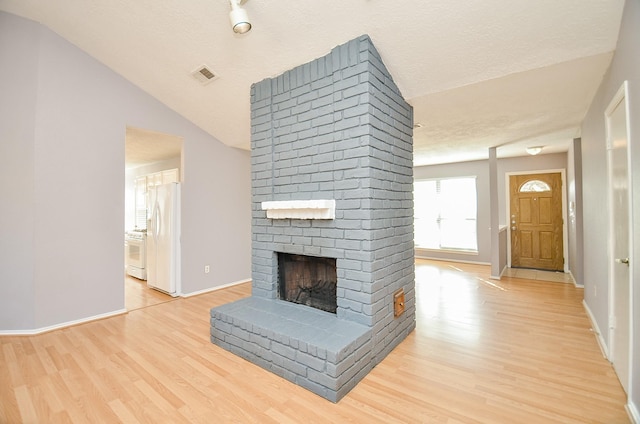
xmin=0 ymin=0 xmax=625 ymax=166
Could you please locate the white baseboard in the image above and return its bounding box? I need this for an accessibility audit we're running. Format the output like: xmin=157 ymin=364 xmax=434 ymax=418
xmin=582 ymin=299 xmax=609 ymax=360
xmin=0 ymin=279 xmax=252 ymax=334
xmin=181 ymin=278 xmax=251 ymax=298
xmin=0 ymin=308 xmax=127 ymax=336
xmin=415 ymin=255 xmax=490 ymax=266
xmin=627 ymin=401 xmax=639 ymax=424
xmin=490 ymin=264 xmax=508 ymax=280
xmin=568 ymin=270 xmax=584 ymax=288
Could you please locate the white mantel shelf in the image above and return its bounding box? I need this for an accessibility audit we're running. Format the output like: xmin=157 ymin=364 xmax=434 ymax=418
xmin=261 ymin=199 xmax=336 ymax=220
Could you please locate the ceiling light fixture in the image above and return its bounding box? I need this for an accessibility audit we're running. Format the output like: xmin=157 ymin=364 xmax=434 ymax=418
xmin=229 ymin=0 xmax=251 ymax=34
xmin=526 ymin=146 xmax=543 ymax=156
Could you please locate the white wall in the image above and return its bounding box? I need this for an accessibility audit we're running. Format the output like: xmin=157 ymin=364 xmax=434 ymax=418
xmin=0 ymin=12 xmax=251 ymax=331
xmin=581 ymin=0 xmax=639 ymax=416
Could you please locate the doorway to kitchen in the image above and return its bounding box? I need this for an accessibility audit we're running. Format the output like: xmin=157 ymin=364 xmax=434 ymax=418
xmin=124 ymin=126 xmax=183 ymax=310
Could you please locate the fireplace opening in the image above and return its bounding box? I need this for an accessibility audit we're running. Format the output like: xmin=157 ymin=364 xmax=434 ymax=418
xmin=278 ymin=253 xmax=337 ymax=314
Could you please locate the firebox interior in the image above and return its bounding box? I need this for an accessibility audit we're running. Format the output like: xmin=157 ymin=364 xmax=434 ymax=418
xmin=278 ymin=253 xmax=337 ymax=314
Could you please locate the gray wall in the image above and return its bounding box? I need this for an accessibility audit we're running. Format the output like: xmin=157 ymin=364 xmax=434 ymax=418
xmin=413 ymin=152 xmax=568 ymax=267
xmin=0 ymin=12 xmax=38 ymax=329
xmin=0 ymin=12 xmax=251 ymax=331
xmin=581 ymin=0 xmax=639 ymax=415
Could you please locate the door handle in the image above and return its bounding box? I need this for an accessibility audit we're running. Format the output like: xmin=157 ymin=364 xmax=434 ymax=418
xmin=615 ymin=258 xmax=630 ymax=266
xmin=511 ymin=226 xmax=517 ymax=231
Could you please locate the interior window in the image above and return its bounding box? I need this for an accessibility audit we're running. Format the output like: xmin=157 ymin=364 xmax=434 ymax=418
xmin=519 ymin=180 xmax=551 ymax=192
xmin=414 ymin=177 xmax=478 ymax=252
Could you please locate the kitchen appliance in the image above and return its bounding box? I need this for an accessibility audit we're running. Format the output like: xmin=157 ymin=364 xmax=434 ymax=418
xmin=125 ymin=230 xmax=147 ymax=280
xmin=147 ymin=182 xmax=180 ymax=296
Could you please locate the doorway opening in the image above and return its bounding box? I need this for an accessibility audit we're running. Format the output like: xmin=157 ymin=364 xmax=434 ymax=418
xmin=124 ymin=126 xmax=183 ymax=310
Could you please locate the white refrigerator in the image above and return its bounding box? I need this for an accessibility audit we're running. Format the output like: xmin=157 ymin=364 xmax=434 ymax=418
xmin=147 ymin=182 xmax=180 ymax=296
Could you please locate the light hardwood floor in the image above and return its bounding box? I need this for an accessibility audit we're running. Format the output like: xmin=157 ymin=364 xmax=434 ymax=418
xmin=124 ymin=274 xmax=175 ymax=311
xmin=1 ymin=260 xmax=629 ymax=423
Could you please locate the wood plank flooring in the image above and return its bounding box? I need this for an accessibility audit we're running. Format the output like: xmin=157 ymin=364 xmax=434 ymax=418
xmin=124 ymin=274 xmax=175 ymax=311
xmin=0 ymin=260 xmax=629 ymax=423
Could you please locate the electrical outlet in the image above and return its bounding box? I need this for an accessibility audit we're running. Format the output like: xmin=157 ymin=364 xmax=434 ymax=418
xmin=204 ymin=265 xmax=210 ymax=274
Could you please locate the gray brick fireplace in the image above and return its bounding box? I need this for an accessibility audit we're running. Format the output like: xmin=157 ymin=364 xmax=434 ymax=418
xmin=210 ymin=35 xmax=415 ymax=402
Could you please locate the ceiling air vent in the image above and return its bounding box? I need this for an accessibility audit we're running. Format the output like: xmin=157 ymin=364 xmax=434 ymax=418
xmin=191 ymin=65 xmax=219 ymax=85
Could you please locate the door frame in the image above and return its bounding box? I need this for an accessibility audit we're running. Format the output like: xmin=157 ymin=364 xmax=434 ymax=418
xmin=604 ymin=80 xmax=633 ymax=394
xmin=505 ymin=169 xmax=568 ymax=272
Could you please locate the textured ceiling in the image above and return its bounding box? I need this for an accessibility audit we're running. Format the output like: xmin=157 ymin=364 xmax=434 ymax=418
xmin=125 ymin=127 xmax=182 ymax=169
xmin=0 ymin=0 xmax=625 ymax=166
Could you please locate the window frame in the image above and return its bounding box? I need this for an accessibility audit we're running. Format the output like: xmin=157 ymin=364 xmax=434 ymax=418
xmin=414 ymin=176 xmax=479 ymax=253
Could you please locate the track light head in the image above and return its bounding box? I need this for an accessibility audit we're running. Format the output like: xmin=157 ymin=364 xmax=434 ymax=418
xmin=229 ymin=0 xmax=251 ymax=34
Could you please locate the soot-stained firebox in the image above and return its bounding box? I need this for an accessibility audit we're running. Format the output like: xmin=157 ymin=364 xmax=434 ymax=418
xmin=278 ymin=253 xmax=337 ymax=314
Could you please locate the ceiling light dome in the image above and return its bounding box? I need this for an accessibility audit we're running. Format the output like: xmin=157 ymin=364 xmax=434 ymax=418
xmin=229 ymin=0 xmax=251 ymax=34
xmin=526 ymin=146 xmax=543 ymax=156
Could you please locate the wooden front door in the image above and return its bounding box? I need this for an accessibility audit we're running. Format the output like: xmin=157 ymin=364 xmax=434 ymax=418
xmin=510 ymin=173 xmax=563 ymax=271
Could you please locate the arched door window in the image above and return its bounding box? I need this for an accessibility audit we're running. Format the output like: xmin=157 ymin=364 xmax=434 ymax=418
xmin=519 ymin=180 xmax=551 ymax=192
